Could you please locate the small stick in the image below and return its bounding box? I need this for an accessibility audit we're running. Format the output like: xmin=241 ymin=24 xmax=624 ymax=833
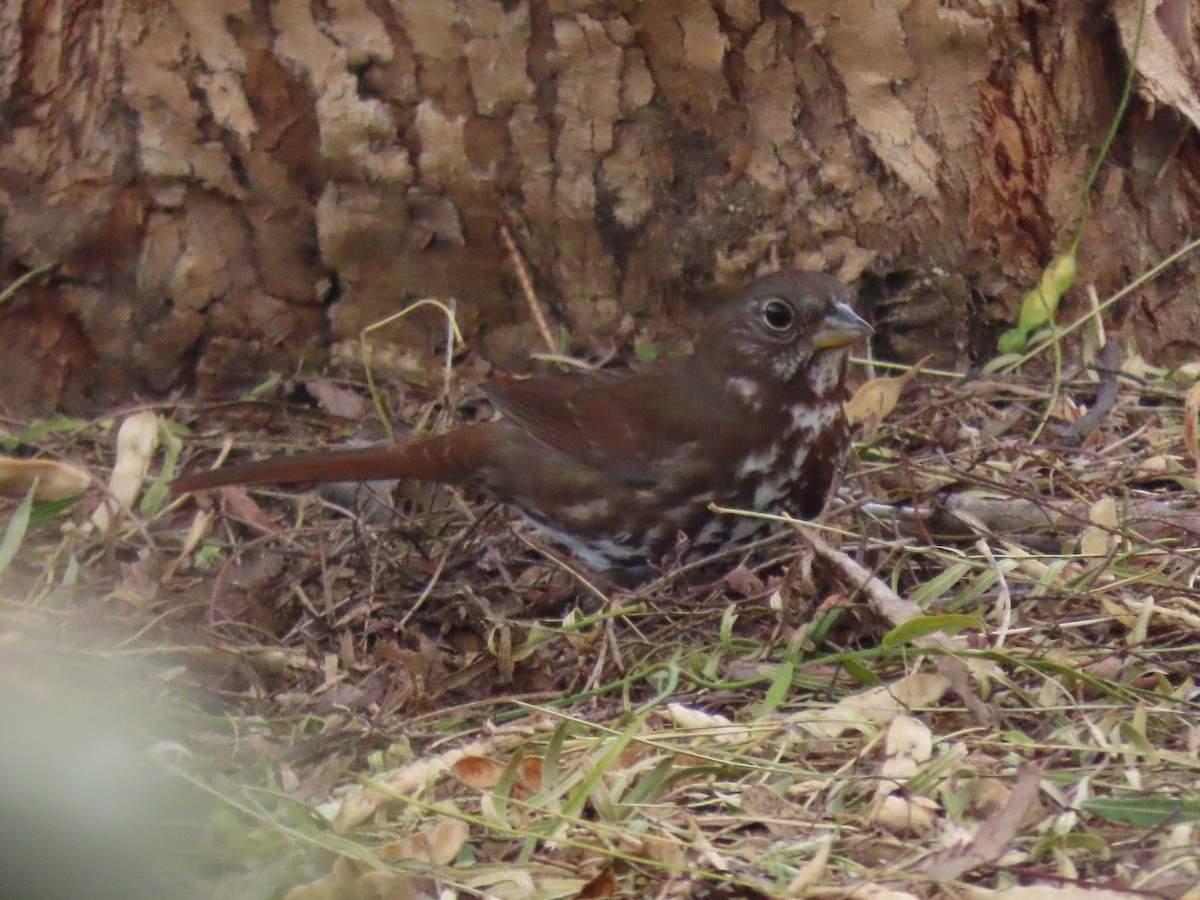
xmin=499 ymin=222 xmax=559 ymax=355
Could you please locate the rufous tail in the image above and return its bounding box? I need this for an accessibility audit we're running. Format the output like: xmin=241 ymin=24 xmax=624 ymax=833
xmin=171 ymin=424 xmax=502 ymax=494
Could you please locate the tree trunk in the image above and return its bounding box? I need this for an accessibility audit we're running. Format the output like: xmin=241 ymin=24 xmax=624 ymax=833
xmin=1 ymin=0 xmax=1197 ymax=413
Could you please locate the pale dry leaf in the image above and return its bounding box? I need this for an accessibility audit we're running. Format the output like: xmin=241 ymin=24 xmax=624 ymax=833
xmin=800 ymin=673 xmax=951 ymax=738
xmin=1185 ymin=380 xmax=1200 ymax=480
xmin=885 ymin=714 xmax=932 ymax=762
xmin=379 ymin=819 xmax=469 ymax=865
xmin=888 ymin=672 xmax=954 ymax=709
xmin=1000 ymin=541 xmax=1081 ymax=586
xmin=782 ymin=838 xmax=832 ymax=896
xmin=325 ymin=739 xmax=498 ymax=830
xmin=1137 ymin=454 xmax=1185 ymax=480
xmin=1172 ymin=360 xmax=1200 ymax=381
xmin=283 ymin=858 xmax=366 ymax=900
xmin=303 ymin=378 xmax=366 ymax=419
xmin=920 ymin=762 xmax=1041 ymax=880
xmin=1089 ymin=496 xmax=1118 ymax=529
xmin=1123 ymin=352 xmax=1148 ymax=380
xmin=878 ymin=755 xmax=920 ymax=796
xmin=965 ymin=887 xmax=1133 ymax=900
xmin=0 ymin=457 xmax=90 ymax=500
xmin=880 ymin=756 xmax=919 ymax=783
xmin=870 ymin=793 xmax=938 ymax=835
xmin=178 ymin=509 xmax=211 ymax=556
xmin=666 ymin=702 xmax=750 ymax=744
xmin=1049 ymin=395 xmax=1084 ymax=423
xmin=91 ymin=411 xmax=160 ymax=533
xmin=1080 ymin=496 xmax=1118 ymax=561
xmin=843 ymin=355 xmax=930 ymax=430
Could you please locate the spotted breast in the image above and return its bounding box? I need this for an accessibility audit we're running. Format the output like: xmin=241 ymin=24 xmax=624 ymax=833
xmin=172 ymin=270 xmax=872 ymax=574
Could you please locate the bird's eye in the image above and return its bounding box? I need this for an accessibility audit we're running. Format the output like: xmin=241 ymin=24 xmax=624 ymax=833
xmin=763 ymin=299 xmax=794 ymax=331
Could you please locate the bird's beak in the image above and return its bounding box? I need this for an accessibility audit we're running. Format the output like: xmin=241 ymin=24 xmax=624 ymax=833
xmin=812 ymin=302 xmax=873 ymax=350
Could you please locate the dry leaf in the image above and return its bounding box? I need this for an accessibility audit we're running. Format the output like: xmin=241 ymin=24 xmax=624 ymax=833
xmin=326 ymin=738 xmax=500 ymax=831
xmin=885 ymin=715 xmax=933 ymax=763
xmin=219 ymin=485 xmax=284 ymax=533
xmin=284 ymin=858 xmax=428 ymax=900
xmin=447 ymin=753 xmax=540 ymax=794
xmin=665 ymin=702 xmax=749 ymax=744
xmin=920 ymin=763 xmax=1041 ymax=880
xmin=517 ymin=756 xmax=543 ymax=792
xmin=640 ymin=833 xmax=686 ymax=868
xmin=91 ymin=411 xmax=160 ymax=533
xmin=802 ymin=673 xmax=951 ymax=738
xmin=578 ymin=864 xmax=618 ymax=898
xmin=723 ymin=563 xmax=765 ymax=597
xmin=783 ymin=838 xmax=832 ymax=896
xmin=379 ymin=819 xmax=468 ymax=865
xmin=0 ymin=456 xmax=90 ymax=499
xmin=1136 ymin=454 xmax=1185 ymax=481
xmin=451 ymin=755 xmax=506 ymax=790
xmin=964 ymin=885 xmax=1131 ymax=900
xmin=1079 ymin=496 xmax=1118 ymax=561
xmin=870 ymin=793 xmax=938 ymax=834
xmin=844 ymin=355 xmax=931 ymax=432
xmin=1185 ymin=380 xmax=1200 ymax=481
xmin=740 ymin=785 xmax=808 ymax=838
xmin=304 ymin=378 xmax=366 ymax=419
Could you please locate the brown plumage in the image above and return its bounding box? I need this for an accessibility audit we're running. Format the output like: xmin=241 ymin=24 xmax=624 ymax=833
xmin=173 ymin=270 xmax=872 ymax=572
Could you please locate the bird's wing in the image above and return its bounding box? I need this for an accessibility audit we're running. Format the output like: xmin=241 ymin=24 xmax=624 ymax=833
xmin=482 ymin=366 xmax=713 ymax=486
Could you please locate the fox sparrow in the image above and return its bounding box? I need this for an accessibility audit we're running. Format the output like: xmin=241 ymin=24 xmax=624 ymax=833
xmin=173 ymin=270 xmax=872 ymax=573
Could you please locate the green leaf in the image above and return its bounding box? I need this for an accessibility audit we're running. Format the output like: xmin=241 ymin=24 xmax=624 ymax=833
xmin=541 ymin=721 xmax=569 ymax=793
xmin=718 ymin=604 xmax=738 ymax=654
xmin=840 ymin=658 xmax=881 ymax=686
xmin=1029 ymin=831 xmax=1111 ymax=860
xmin=759 ymin=661 xmax=793 ymax=716
xmin=193 ymin=545 xmax=222 ymax=569
xmin=238 ymin=372 xmax=282 ymax=402
xmin=0 ymin=483 xmax=36 ymax=575
xmin=141 ymin=419 xmax=183 ymax=517
xmin=908 ymin=561 xmax=974 ymax=607
xmin=996 ymin=249 xmax=1078 ymax=355
xmin=1082 ymin=795 xmax=1200 ymax=827
xmin=880 ymin=614 xmax=982 ymax=648
xmin=2 ymin=417 xmax=91 ymax=451
xmin=633 ymin=343 xmax=660 ymax=362
xmin=621 ymin=754 xmax=675 ymax=808
xmin=29 ymin=494 xmax=85 ymax=528
xmin=1017 ymin=250 xmax=1077 ymax=332
xmin=997 ymin=325 xmax=1030 ymax=355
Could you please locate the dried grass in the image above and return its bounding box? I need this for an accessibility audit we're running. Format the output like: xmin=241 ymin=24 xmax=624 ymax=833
xmin=3 ymin=347 xmax=1200 ymax=899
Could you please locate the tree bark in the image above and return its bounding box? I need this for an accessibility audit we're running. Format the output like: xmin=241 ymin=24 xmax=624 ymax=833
xmin=1 ymin=0 xmax=1197 ymax=413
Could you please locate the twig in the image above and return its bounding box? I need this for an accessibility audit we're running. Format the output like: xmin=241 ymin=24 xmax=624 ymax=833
xmin=975 ymin=538 xmax=1011 ymax=649
xmin=0 ymin=263 xmax=57 ymax=306
xmin=499 ymin=222 xmax=559 ymax=355
xmin=1060 ymin=340 xmax=1122 ymax=443
xmin=791 ymin=522 xmax=994 ymax=726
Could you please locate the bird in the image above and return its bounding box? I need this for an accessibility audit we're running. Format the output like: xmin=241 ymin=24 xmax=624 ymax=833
xmin=172 ymin=270 xmax=872 ymax=574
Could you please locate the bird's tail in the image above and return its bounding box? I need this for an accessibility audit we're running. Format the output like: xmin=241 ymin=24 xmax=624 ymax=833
xmin=170 ymin=424 xmax=503 ymax=494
